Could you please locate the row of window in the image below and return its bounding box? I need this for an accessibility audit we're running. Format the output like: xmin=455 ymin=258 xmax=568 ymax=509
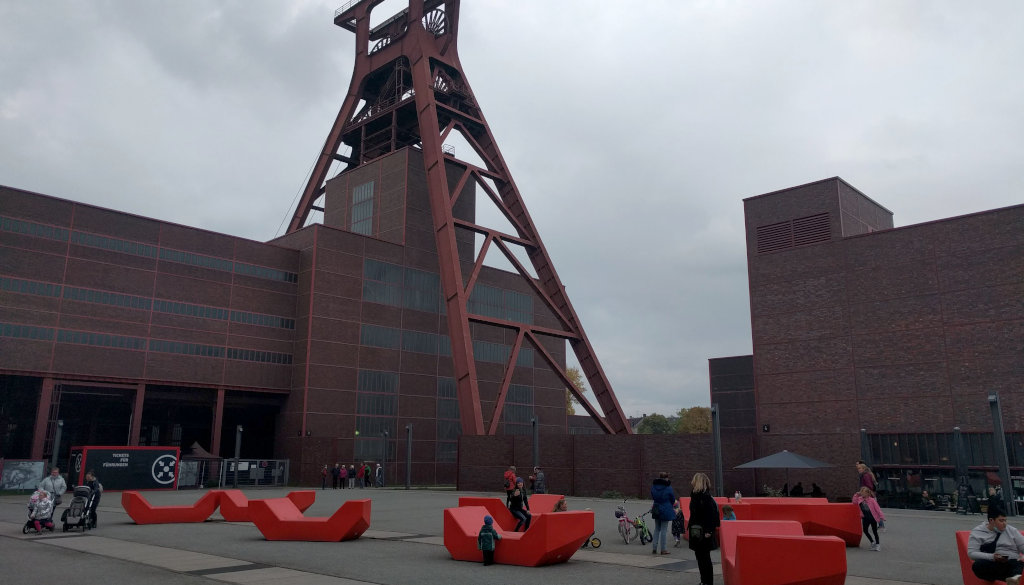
xmin=869 ymin=432 xmax=1024 ymax=469
xmin=359 ymin=323 xmax=535 ymax=366
xmin=1 ymin=215 xmax=299 ymax=284
xmin=0 ymin=322 xmax=293 ymax=364
xmin=2 ymin=276 xmax=295 ymax=330
xmin=362 ymin=259 xmax=534 ymax=323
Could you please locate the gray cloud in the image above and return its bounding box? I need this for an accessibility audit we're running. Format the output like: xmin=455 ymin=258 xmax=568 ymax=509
xmin=2 ymin=1 xmax=1022 ymax=417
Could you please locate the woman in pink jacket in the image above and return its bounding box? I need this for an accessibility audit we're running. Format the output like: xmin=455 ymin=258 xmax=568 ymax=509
xmin=853 ymin=486 xmax=886 ymax=551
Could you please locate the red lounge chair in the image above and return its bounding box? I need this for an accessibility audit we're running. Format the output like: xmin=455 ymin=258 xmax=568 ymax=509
xmin=719 ymin=520 xmax=846 ymax=585
xmin=216 ymin=490 xmax=315 ymax=522
xmin=742 ymin=502 xmax=862 ymax=546
xmin=248 ymin=497 xmax=370 ymax=542
xmin=444 ymin=505 xmax=593 ymax=566
xmin=121 ymin=491 xmax=220 ymax=525
xmin=956 ymin=531 xmax=1008 ymax=585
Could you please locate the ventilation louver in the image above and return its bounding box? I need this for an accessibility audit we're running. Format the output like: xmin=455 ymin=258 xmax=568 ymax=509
xmin=756 ymin=212 xmax=831 ymax=254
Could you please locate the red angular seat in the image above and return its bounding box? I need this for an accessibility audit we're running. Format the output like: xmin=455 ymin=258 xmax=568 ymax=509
xmin=121 ymin=490 xmax=220 ymax=524
xmin=444 ymin=505 xmax=593 ymax=566
xmin=457 ymin=494 xmax=565 ymax=530
xmin=737 ymin=502 xmax=862 ymax=546
xmin=719 ymin=520 xmax=846 ymax=585
xmin=248 ymin=497 xmax=370 ymax=542
xmin=215 ymin=489 xmax=315 ymax=522
xmin=956 ymin=530 xmax=1008 ymax=585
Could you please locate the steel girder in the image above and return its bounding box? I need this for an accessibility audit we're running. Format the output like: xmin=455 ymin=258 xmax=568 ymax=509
xmin=287 ymin=0 xmax=631 ymax=435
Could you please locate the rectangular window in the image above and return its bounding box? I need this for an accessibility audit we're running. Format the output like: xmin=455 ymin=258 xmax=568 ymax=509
xmin=351 ymin=181 xmax=374 ymax=235
xmin=436 ymin=377 xmax=461 ymax=462
xmin=360 ymin=324 xmax=401 ymax=350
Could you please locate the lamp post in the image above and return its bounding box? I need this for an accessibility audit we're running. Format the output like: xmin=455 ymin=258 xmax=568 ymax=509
xmin=381 ymin=430 xmax=389 ymax=487
xmin=988 ymin=393 xmax=1015 ymax=516
xmin=405 ymin=423 xmax=413 ymax=490
xmin=233 ymin=425 xmax=243 ymax=489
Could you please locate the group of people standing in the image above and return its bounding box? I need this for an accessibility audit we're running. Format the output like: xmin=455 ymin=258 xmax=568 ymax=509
xmin=28 ymin=466 xmax=102 ymax=532
xmin=321 ymin=462 xmax=382 ymax=490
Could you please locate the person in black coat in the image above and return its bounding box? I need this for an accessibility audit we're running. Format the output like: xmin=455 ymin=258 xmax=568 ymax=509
xmin=688 ymin=472 xmax=721 ymax=585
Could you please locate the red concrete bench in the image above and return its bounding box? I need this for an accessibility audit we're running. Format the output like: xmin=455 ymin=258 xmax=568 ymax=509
xmin=444 ymin=505 xmax=593 ymax=566
xmin=215 ymin=490 xmax=315 ymax=522
xmin=720 ymin=520 xmax=846 ymax=585
xmin=458 ymin=494 xmax=566 ymax=531
xmin=121 ymin=491 xmax=220 ymax=524
xmin=956 ymin=530 xmax=1008 ymax=585
xmin=727 ymin=501 xmax=861 ymax=546
xmin=248 ymin=497 xmax=370 ymax=542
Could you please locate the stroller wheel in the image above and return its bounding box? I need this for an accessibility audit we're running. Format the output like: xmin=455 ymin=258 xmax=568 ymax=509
xmin=23 ymin=524 xmax=30 ymax=534
xmin=591 ymin=537 xmax=602 ymax=549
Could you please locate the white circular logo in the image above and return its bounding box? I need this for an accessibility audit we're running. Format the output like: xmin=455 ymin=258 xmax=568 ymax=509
xmin=152 ymin=454 xmax=177 ymax=485
xmin=73 ymin=453 xmax=83 ymax=474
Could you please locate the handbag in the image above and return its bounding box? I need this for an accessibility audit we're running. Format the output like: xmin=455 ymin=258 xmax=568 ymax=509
xmin=980 ymin=531 xmax=1002 ymax=554
xmin=651 ymin=504 xmax=660 ymax=520
xmin=689 ymin=523 xmax=704 ymax=541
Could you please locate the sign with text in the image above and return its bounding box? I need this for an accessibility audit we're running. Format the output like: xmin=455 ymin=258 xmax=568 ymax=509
xmin=69 ymin=446 xmax=180 ymax=490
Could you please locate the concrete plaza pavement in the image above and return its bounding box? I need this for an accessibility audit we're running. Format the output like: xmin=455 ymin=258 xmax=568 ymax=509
xmin=0 ymin=486 xmax=981 ymax=585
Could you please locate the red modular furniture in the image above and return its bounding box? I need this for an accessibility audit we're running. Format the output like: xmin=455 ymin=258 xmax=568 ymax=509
xmin=720 ymin=520 xmax=846 ymax=585
xmin=741 ymin=502 xmax=862 ymax=546
xmin=457 ymin=494 xmax=566 ymax=531
xmin=216 ymin=490 xmax=315 ymax=522
xmin=444 ymin=505 xmax=593 ymax=566
xmin=956 ymin=531 xmax=1008 ymax=585
xmin=122 ymin=491 xmax=220 ymax=524
xmin=248 ymin=497 xmax=370 ymax=542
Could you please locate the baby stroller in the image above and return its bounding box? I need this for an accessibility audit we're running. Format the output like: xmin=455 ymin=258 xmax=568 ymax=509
xmin=23 ymin=490 xmax=55 ymax=534
xmin=61 ymin=485 xmax=94 ymax=532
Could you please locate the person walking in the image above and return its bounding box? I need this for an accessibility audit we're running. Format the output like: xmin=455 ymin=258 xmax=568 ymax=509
xmin=532 ymin=466 xmax=547 ymax=494
xmin=650 ymin=472 xmax=676 ymax=555
xmin=853 ymin=487 xmax=885 ymax=551
xmin=856 ymin=460 xmax=877 ymax=491
xmin=39 ymin=467 xmax=67 ymax=506
xmin=375 ymin=463 xmax=384 ymax=488
xmin=83 ymin=470 xmax=102 ymax=528
xmin=688 ymin=472 xmax=721 ymax=585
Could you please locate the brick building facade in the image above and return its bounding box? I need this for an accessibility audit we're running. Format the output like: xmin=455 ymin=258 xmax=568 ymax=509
xmin=713 ymin=177 xmax=1024 ymax=506
xmin=0 ymin=147 xmax=572 ymax=486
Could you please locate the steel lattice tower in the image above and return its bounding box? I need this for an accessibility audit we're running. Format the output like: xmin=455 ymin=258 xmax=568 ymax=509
xmin=288 ymin=0 xmax=631 ymax=435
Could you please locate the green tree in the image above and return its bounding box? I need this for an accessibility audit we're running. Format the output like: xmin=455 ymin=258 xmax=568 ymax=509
xmin=565 ymin=366 xmax=586 ymax=415
xmin=675 ymin=406 xmax=712 ymax=433
xmin=636 ymin=413 xmax=673 ymax=434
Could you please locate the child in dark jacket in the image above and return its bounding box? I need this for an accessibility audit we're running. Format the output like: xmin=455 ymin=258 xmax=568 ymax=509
xmin=477 ymin=515 xmax=502 ymax=565
xmin=671 ymin=501 xmax=685 ymax=547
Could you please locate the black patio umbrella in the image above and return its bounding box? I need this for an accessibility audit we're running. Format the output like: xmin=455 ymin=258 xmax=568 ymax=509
xmin=734 ymin=450 xmax=834 ymax=493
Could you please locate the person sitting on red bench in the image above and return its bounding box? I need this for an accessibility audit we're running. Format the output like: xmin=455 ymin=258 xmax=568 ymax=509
xmin=968 ymin=503 xmax=1024 ymax=585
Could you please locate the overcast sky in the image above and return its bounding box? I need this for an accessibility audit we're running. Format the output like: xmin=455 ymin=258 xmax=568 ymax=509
xmin=2 ymin=1 xmax=1022 ymax=418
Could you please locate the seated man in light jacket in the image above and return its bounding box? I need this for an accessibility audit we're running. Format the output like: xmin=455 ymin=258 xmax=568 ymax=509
xmin=968 ymin=504 xmax=1024 ymax=585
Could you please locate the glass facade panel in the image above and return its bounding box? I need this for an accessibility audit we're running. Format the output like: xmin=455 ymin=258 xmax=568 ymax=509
xmin=351 ymin=181 xmax=374 ymax=235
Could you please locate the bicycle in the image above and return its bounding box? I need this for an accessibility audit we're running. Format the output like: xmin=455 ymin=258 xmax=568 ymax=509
xmin=633 ymin=510 xmax=652 ymax=546
xmin=615 ymin=500 xmax=649 ymax=544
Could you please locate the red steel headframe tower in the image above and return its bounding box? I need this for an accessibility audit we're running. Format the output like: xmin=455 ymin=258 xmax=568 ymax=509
xmin=288 ymin=0 xmax=631 ymax=435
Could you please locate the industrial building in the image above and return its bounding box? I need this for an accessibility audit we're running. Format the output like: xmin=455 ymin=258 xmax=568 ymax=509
xmin=712 ymin=177 xmax=1024 ymax=507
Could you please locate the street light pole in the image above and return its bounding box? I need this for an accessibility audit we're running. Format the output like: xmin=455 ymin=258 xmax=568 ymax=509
xmin=233 ymin=425 xmax=243 ymax=489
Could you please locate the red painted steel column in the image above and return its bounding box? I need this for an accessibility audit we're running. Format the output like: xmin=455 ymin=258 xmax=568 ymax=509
xmin=30 ymin=377 xmax=54 ymax=459
xmin=129 ymin=383 xmax=145 ymax=446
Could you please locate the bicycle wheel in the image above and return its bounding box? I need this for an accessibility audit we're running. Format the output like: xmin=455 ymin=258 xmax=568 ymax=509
xmin=591 ymin=536 xmax=602 ymax=549
xmin=628 ymin=523 xmax=640 ymax=543
xmin=619 ymin=521 xmax=630 ymax=544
